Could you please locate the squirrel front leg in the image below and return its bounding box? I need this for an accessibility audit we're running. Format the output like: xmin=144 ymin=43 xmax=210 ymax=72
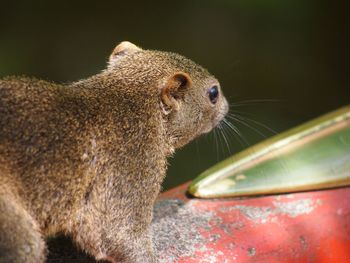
xmin=70 ymin=179 xmax=161 ymax=263
xmin=70 ymin=149 xmax=165 ymax=263
xmin=72 ymin=213 xmax=158 ymax=263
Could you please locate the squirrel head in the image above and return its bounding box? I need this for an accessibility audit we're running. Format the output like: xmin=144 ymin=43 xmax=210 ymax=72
xmin=107 ymin=41 xmax=229 ymax=149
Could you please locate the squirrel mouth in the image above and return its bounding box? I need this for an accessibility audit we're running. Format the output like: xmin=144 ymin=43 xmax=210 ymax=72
xmin=204 ymin=115 xmax=225 ymax=134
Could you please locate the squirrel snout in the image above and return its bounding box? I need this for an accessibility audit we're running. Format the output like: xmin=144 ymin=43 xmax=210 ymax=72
xmin=222 ymin=97 xmax=229 ymax=116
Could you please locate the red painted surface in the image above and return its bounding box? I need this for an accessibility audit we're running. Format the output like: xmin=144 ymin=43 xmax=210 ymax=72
xmin=159 ymin=184 xmax=350 ymax=262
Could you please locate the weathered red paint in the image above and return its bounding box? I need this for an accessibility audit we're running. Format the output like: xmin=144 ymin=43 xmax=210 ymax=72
xmin=159 ymin=183 xmax=350 ymax=262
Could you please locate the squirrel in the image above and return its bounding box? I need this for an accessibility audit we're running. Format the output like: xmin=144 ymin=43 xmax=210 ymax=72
xmin=0 ymin=41 xmax=229 ymax=263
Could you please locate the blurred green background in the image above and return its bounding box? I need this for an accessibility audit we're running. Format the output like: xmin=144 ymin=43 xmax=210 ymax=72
xmin=0 ymin=0 xmax=349 ymax=190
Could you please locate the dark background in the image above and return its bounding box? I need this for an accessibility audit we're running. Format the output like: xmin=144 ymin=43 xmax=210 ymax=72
xmin=0 ymin=0 xmax=349 ymax=190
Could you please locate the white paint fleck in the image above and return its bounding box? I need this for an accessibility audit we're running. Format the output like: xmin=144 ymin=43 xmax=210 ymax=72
xmin=221 ymin=198 xmax=320 ymax=223
xmin=337 ymin=208 xmax=343 ymax=215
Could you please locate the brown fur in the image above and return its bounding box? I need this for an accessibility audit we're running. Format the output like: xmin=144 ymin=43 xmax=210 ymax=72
xmin=0 ymin=42 xmax=228 ymax=263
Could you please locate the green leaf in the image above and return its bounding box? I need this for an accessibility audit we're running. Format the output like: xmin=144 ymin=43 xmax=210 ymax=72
xmin=189 ymin=106 xmax=350 ymax=198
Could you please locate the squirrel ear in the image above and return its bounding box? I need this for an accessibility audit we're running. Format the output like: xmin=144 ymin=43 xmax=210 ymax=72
xmin=109 ymin=41 xmax=141 ymax=63
xmin=161 ymin=72 xmax=192 ymax=112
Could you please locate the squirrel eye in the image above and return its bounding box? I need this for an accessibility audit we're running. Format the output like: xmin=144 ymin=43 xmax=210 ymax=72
xmin=208 ymin=86 xmax=219 ymax=104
